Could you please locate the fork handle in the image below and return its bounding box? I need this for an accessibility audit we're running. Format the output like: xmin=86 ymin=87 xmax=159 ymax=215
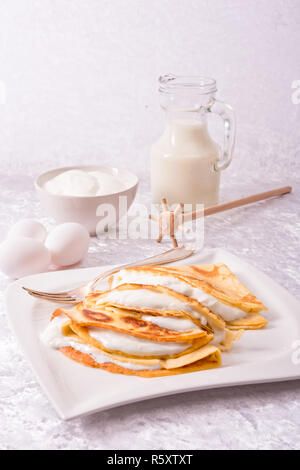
xmin=88 ymin=245 xmax=194 ymax=291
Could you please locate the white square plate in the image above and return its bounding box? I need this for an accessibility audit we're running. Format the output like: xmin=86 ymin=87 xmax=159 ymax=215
xmin=6 ymin=248 xmax=300 ymax=420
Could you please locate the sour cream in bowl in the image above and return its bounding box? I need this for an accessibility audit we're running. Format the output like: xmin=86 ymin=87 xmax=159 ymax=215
xmin=43 ymin=169 xmax=127 ymax=197
xmin=35 ymin=165 xmax=138 ymax=235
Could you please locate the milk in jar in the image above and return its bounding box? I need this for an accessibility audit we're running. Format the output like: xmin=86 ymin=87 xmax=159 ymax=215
xmin=151 ymin=75 xmax=236 ymax=207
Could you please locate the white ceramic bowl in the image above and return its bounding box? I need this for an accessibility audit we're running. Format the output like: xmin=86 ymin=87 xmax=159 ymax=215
xmin=35 ymin=165 xmax=139 ymax=235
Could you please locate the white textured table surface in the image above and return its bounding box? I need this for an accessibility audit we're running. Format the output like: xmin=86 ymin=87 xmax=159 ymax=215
xmin=0 ymin=167 xmax=300 ymax=450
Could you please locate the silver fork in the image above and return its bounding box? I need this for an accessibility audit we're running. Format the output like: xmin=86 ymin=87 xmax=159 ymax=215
xmin=22 ymin=244 xmax=195 ymax=304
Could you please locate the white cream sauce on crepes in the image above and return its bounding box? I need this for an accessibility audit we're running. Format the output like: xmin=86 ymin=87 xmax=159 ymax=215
xmin=96 ymin=287 xmax=226 ymax=345
xmin=110 ymin=270 xmax=247 ymax=322
xmin=87 ymin=327 xmax=190 ymax=356
xmin=40 ymin=315 xmax=161 ymax=370
xmin=96 ymin=288 xmax=208 ymax=325
xmin=41 ymin=313 xmax=214 ymax=369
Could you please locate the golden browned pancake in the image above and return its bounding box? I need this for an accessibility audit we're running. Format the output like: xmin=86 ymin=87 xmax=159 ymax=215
xmin=225 ymin=313 xmax=268 ymax=330
xmin=84 ymin=285 xmax=242 ymax=350
xmin=152 ymin=264 xmax=267 ymax=313
xmin=87 ymin=283 xmax=225 ymax=329
xmin=109 ymin=264 xmax=267 ymax=330
xmin=68 ymin=320 xmax=213 ymax=359
xmin=51 ymin=310 xmax=222 ymax=377
xmin=218 ymin=328 xmax=244 ymax=351
xmin=62 ymin=303 xmax=210 ymax=343
xmin=60 ymin=343 xmax=221 ymax=377
xmin=43 ymin=262 xmax=268 ymax=377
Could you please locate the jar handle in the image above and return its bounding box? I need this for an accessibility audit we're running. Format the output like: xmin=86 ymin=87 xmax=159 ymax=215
xmin=208 ymin=99 xmax=236 ymax=172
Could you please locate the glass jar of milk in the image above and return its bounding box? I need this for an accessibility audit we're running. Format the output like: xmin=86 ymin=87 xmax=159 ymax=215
xmin=151 ymin=75 xmax=236 ymax=207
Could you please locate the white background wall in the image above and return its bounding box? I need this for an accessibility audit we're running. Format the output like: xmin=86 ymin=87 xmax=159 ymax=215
xmin=0 ymin=0 xmax=299 ymax=185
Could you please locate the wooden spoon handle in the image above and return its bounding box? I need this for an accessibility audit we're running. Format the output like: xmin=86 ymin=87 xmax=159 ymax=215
xmin=183 ymin=186 xmax=292 ymax=221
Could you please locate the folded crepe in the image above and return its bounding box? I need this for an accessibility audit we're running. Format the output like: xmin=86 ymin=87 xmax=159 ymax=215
xmin=87 ymin=284 xmax=242 ymax=351
xmin=42 ymin=310 xmax=221 ymax=377
xmin=86 ymin=284 xmax=225 ymax=328
xmin=40 ymin=262 xmax=264 ymax=378
xmin=64 ymin=302 xmax=210 ymax=343
xmin=109 ymin=264 xmax=268 ymax=330
xmin=61 ymin=343 xmax=222 ymax=377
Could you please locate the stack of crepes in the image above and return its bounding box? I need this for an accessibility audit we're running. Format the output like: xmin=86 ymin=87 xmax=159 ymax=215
xmin=41 ymin=263 xmax=268 ymax=377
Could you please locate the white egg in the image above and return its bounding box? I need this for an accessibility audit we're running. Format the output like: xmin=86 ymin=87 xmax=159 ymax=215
xmin=0 ymin=237 xmax=51 ymax=279
xmin=45 ymin=223 xmax=90 ymax=267
xmin=7 ymin=219 xmax=47 ymax=243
